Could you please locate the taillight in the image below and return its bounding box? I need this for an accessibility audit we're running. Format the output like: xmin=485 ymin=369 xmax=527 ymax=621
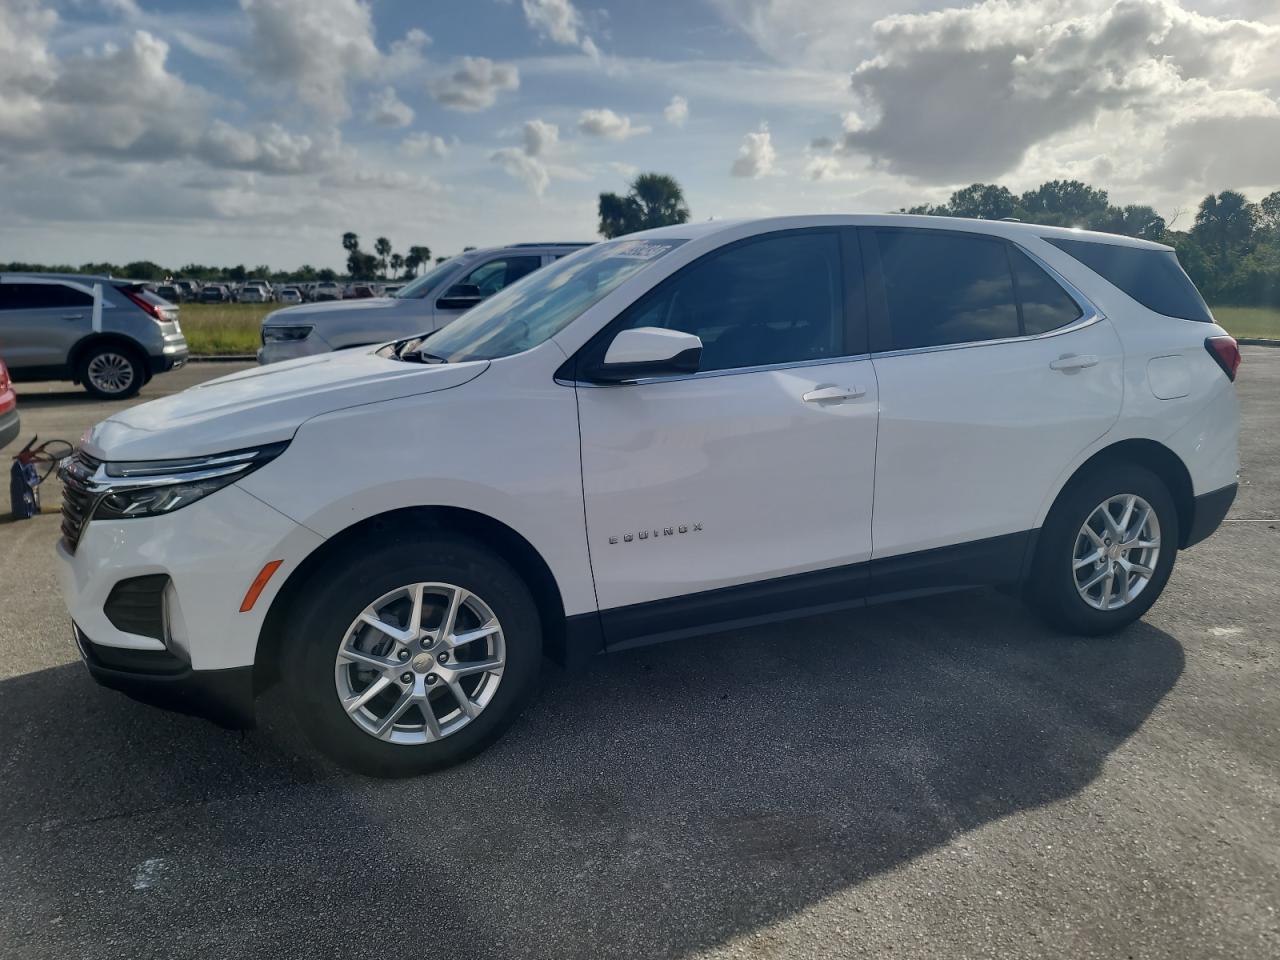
xmin=0 ymin=358 xmax=9 ymax=389
xmin=122 ymin=288 xmax=167 ymax=322
xmin=1205 ymin=336 xmax=1241 ymax=381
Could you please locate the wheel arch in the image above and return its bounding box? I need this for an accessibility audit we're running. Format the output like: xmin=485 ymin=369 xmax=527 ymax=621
xmin=1043 ymin=438 xmax=1195 ymax=550
xmin=68 ymin=333 xmax=148 ymax=382
xmin=254 ymin=505 xmax=589 ymax=690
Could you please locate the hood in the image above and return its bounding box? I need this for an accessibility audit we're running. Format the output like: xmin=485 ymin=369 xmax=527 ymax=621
xmin=265 ymin=297 xmax=409 ymax=323
xmin=85 ymin=348 xmax=488 ymax=461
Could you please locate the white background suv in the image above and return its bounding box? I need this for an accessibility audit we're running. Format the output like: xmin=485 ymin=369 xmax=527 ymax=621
xmin=57 ymin=215 xmax=1240 ymax=776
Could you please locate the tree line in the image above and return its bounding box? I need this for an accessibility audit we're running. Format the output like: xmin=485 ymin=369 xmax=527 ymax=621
xmin=5 ymin=177 xmax=1277 ymax=308
xmin=899 ymin=181 xmax=1280 ymax=308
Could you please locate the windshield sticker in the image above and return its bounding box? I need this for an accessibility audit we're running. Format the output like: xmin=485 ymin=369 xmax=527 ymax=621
xmin=610 ymin=239 xmax=682 ymax=260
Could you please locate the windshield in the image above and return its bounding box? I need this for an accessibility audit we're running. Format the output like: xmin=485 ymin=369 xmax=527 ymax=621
xmin=419 ymin=238 xmax=686 ymax=363
xmin=394 ymin=259 xmax=460 ymax=299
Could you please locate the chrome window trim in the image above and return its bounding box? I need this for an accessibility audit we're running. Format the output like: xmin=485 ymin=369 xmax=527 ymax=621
xmin=870 ymin=239 xmax=1106 ymax=360
xmin=557 ymin=352 xmax=874 ymax=389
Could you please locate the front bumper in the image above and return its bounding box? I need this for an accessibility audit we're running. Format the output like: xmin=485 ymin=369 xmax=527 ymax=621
xmin=56 ymin=483 xmax=324 ymax=723
xmin=75 ymin=622 xmax=256 ymax=728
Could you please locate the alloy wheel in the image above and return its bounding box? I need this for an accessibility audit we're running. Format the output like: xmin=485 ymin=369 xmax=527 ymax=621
xmin=1073 ymin=494 xmax=1161 ymax=611
xmin=86 ymin=352 xmax=135 ymax=396
xmin=333 ymin=582 xmax=506 ymax=744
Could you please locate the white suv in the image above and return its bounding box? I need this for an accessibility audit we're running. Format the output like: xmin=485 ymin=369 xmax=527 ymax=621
xmin=56 ymin=216 xmax=1240 ymax=776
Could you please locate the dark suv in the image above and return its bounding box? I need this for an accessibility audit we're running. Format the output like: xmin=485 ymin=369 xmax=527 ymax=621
xmin=0 ymin=273 xmax=188 ymax=399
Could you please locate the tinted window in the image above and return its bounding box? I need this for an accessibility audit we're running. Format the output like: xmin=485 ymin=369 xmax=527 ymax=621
xmin=1046 ymin=237 xmax=1212 ymax=323
xmin=0 ymin=282 xmax=93 ymax=311
xmin=421 ymin=238 xmax=686 ymax=363
xmin=613 ymin=231 xmax=844 ymax=372
xmin=1009 ymin=246 xmax=1082 ymax=335
xmin=875 ymin=231 xmax=1018 ymax=349
xmin=455 ymin=256 xmax=542 ymax=298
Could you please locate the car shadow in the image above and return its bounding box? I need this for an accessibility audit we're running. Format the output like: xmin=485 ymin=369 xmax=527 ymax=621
xmin=0 ymin=590 xmax=1182 ymax=959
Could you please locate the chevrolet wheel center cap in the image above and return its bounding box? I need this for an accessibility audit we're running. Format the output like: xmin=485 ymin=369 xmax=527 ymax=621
xmin=411 ymin=653 xmax=434 ymax=673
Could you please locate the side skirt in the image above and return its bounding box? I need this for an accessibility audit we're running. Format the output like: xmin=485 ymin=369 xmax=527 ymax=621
xmin=589 ymin=530 xmax=1036 ymax=653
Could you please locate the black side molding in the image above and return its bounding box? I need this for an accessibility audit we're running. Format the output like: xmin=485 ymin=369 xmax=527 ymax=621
xmin=1183 ymin=483 xmax=1237 ymax=548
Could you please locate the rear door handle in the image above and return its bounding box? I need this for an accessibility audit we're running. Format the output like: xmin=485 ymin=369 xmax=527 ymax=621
xmin=802 ymin=385 xmax=866 ymax=404
xmin=1049 ymin=354 xmax=1098 ymax=371
xmin=62 ymin=314 xmax=84 ymax=321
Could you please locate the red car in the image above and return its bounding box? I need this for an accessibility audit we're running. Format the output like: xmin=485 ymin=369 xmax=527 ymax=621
xmin=0 ymin=357 xmax=18 ymax=450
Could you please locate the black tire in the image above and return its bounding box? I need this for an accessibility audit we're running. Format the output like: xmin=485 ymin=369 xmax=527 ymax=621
xmin=282 ymin=535 xmax=542 ymax=777
xmin=78 ymin=343 xmax=145 ymax=400
xmin=1029 ymin=462 xmax=1179 ymax=635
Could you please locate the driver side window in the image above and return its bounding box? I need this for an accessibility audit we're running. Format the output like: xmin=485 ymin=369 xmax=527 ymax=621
xmin=457 ymin=256 xmax=541 ymax=298
xmin=614 ymin=231 xmax=845 ymax=373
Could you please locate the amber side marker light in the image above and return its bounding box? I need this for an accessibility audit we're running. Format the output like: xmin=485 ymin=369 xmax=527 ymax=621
xmin=240 ymin=560 xmax=284 ymax=612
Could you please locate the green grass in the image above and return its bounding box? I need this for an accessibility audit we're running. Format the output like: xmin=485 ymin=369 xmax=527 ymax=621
xmin=1209 ymin=306 xmax=1280 ymax=340
xmin=174 ymin=300 xmax=1280 ymax=357
xmin=179 ymin=302 xmax=271 ymax=355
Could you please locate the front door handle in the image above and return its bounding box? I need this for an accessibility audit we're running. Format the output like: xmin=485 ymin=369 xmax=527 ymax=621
xmin=62 ymin=313 xmax=85 ymax=321
xmin=803 ymin=385 xmax=866 ymax=404
xmin=1049 ymin=353 xmax=1099 ymax=371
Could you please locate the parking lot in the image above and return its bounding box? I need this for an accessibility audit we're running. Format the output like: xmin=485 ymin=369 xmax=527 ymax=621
xmin=1 ymin=352 xmax=1276 ymax=959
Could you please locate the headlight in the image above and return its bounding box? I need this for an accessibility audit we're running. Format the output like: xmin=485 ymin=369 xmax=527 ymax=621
xmin=262 ymin=325 xmax=313 ymax=343
xmin=87 ymin=443 xmax=288 ymax=520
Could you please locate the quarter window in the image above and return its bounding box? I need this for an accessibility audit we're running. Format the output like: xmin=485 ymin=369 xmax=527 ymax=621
xmin=611 ymin=231 xmax=845 ymax=373
xmin=1009 ymin=246 xmax=1083 ymax=335
xmin=1045 ymin=237 xmax=1212 ymax=323
xmin=874 ymin=231 xmax=1019 ymax=350
xmin=0 ymin=282 xmax=93 ymax=311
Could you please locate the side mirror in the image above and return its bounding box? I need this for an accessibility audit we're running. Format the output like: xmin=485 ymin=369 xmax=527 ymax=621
xmin=437 ymin=283 xmax=484 ymax=310
xmin=587 ymin=327 xmax=703 ymax=383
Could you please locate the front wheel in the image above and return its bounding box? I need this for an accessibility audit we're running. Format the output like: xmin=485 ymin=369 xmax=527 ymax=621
xmin=282 ymin=536 xmax=542 ymax=777
xmin=1030 ymin=463 xmax=1179 ymax=635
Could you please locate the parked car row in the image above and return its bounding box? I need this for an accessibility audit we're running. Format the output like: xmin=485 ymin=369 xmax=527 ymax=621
xmin=153 ymin=278 xmax=411 ymax=306
xmin=258 ymin=242 xmax=592 ymax=363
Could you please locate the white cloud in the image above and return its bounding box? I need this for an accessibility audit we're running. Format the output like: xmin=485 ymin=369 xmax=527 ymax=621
xmin=577 ymin=108 xmax=651 ymax=140
xmin=831 ymin=0 xmax=1280 ymax=182
xmin=198 ymin=121 xmax=341 ymax=174
xmin=664 ymin=94 xmax=689 ymax=127
xmin=239 ymin=0 xmax=382 ymax=119
xmin=400 ymin=131 xmax=450 ymax=158
xmin=429 ymin=56 xmax=520 ymax=111
xmin=731 ymin=122 xmax=777 ymax=177
xmin=369 ymin=86 xmax=414 ymax=127
xmin=522 ymin=118 xmax=560 ymax=157
xmin=491 ymin=148 xmax=550 ymax=196
xmin=521 ymin=0 xmax=600 ymax=61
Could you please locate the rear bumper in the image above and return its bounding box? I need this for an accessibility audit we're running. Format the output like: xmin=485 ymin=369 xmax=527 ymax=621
xmin=1184 ymin=482 xmax=1237 ymax=548
xmin=74 ymin=622 xmax=256 ymax=728
xmin=148 ymin=347 xmax=189 ymax=375
xmin=0 ymin=406 xmax=18 ymax=450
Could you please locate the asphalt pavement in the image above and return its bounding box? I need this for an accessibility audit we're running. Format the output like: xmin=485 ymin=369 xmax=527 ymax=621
xmin=0 ymin=353 xmax=1276 ymax=959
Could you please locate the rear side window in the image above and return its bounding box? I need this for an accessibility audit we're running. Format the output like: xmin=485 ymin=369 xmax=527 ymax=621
xmin=455 ymin=256 xmax=542 ymax=297
xmin=874 ymin=231 xmax=1019 ymax=349
xmin=0 ymin=282 xmax=93 ymax=311
xmin=1009 ymin=247 xmax=1083 ymax=335
xmin=1045 ymin=238 xmax=1212 ymax=323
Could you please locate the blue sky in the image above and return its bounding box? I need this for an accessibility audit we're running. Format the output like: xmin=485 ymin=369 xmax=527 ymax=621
xmin=2 ymin=0 xmax=1278 ymax=271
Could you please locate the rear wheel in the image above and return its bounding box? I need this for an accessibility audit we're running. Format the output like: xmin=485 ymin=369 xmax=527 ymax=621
xmin=282 ymin=536 xmax=542 ymax=777
xmin=79 ymin=344 xmax=144 ymax=400
xmin=1030 ymin=463 xmax=1178 ymax=635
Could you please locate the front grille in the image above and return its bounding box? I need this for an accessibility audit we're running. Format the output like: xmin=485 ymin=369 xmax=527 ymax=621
xmin=59 ymin=450 xmax=102 ymax=552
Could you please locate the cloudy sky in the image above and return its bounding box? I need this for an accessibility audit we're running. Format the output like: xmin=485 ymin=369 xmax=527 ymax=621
xmin=2 ymin=0 xmax=1278 ymax=271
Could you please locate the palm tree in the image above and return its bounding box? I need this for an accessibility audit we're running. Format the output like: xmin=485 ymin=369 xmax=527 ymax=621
xmin=598 ymin=172 xmax=690 ymax=238
xmin=374 ymin=237 xmax=392 ymax=278
xmin=342 ymin=232 xmax=359 ymax=253
xmin=407 ymin=245 xmax=432 ymax=275
xmin=1192 ymin=191 xmax=1257 ymax=266
xmin=390 ymin=253 xmax=405 ymax=278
